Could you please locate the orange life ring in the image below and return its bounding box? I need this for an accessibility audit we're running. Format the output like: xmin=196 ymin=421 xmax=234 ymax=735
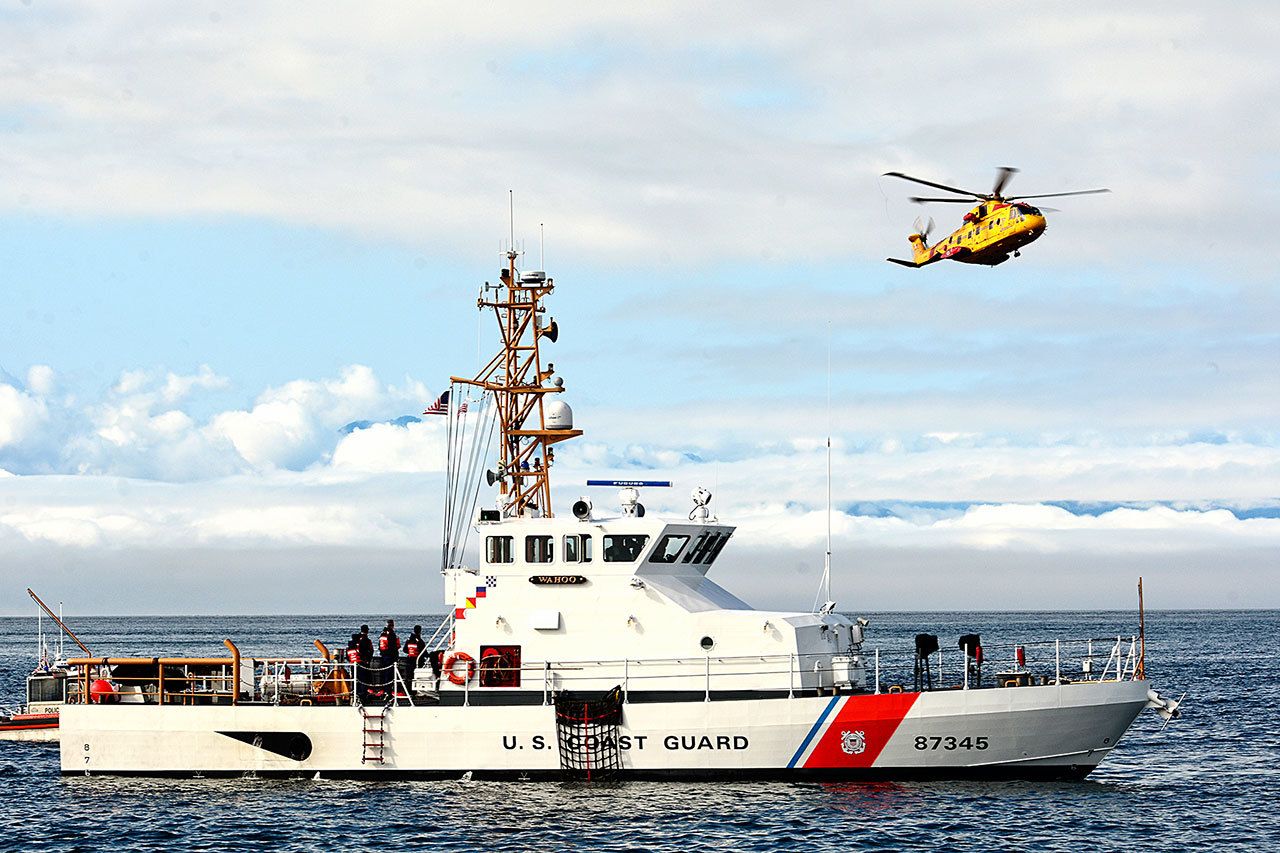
xmin=443 ymin=652 xmax=476 ymax=686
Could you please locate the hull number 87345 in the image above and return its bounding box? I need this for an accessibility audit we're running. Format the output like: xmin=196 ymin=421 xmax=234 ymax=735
xmin=914 ymin=735 xmax=989 ymax=751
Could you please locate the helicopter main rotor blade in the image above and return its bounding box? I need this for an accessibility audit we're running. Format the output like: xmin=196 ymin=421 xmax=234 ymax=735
xmin=883 ymin=172 xmax=981 ymax=199
xmin=1010 ymin=188 xmax=1111 ymax=200
xmin=909 ymin=196 xmax=976 ymax=204
xmin=991 ymin=166 xmax=1019 ymax=198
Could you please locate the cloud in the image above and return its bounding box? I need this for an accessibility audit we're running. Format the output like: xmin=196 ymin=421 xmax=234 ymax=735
xmin=2 ymin=4 xmax=1278 ymax=270
xmin=0 ymin=382 xmax=48 ymax=449
xmin=330 ymin=420 xmax=447 ymax=474
xmin=2 ymin=356 xmax=1277 ymax=613
xmin=0 ymin=363 xmax=442 ymax=480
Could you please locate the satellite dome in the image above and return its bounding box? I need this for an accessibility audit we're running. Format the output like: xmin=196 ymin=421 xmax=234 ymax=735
xmin=545 ymin=399 xmax=573 ymax=430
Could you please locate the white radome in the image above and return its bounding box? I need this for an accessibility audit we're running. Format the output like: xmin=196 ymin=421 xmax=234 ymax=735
xmin=545 ymin=399 xmax=573 ymax=430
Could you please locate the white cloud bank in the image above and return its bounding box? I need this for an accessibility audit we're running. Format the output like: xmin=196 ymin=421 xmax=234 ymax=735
xmin=1 ymin=363 xmax=1277 ymax=612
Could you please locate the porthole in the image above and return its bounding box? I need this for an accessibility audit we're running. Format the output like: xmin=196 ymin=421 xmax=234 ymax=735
xmin=700 ymin=636 xmax=715 ymax=651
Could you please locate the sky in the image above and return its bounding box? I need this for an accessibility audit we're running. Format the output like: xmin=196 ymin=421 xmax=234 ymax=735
xmin=1 ymin=3 xmax=1277 ymax=615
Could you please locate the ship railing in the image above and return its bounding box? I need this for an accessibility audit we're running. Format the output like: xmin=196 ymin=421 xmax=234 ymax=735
xmin=882 ymin=634 xmax=1143 ymax=693
xmin=441 ymin=634 xmax=1144 ymax=701
xmin=441 ymin=651 xmax=848 ymax=702
xmin=257 ymin=658 xmax=356 ymax=706
xmin=65 ymin=639 xmax=363 ymax=707
xmin=66 ymin=656 xmax=247 ymax=706
xmin=425 ymin=612 xmax=456 ymax=653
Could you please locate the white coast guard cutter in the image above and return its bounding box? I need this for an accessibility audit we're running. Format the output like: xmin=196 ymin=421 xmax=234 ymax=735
xmin=58 ymin=249 xmax=1180 ymax=779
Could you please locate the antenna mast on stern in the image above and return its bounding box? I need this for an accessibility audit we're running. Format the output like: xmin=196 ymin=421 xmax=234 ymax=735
xmin=452 ymin=249 xmax=581 ymax=518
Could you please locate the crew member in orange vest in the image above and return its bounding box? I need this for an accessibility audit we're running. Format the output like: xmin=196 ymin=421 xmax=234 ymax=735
xmin=402 ymin=624 xmax=425 ymax=686
xmin=378 ymin=620 xmax=400 ymax=692
xmin=345 ymin=633 xmax=366 ymax=699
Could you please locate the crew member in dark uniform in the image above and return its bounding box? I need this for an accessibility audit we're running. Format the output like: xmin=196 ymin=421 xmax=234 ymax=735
xmin=345 ymin=633 xmax=365 ymax=699
xmin=378 ymin=620 xmax=400 ymax=692
xmin=357 ymin=624 xmax=374 ymax=695
xmin=402 ymin=625 xmax=425 ymax=686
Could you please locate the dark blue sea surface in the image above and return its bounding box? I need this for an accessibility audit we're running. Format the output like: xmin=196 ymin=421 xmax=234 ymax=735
xmin=1 ymin=610 xmax=1275 ymax=851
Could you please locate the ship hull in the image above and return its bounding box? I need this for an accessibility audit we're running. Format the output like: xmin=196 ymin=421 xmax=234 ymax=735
xmin=60 ymin=679 xmax=1149 ymax=780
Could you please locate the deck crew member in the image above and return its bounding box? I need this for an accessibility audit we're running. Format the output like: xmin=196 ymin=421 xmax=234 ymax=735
xmin=345 ymin=634 xmax=366 ymax=699
xmin=378 ymin=620 xmax=400 ymax=691
xmin=402 ymin=624 xmax=425 ymax=685
xmin=357 ymin=625 xmax=374 ymax=695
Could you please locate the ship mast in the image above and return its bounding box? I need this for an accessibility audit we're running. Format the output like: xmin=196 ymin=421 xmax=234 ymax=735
xmin=452 ymin=249 xmax=581 ymax=518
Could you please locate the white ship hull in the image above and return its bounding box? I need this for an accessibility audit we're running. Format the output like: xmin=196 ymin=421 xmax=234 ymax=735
xmin=61 ymin=680 xmax=1149 ymax=780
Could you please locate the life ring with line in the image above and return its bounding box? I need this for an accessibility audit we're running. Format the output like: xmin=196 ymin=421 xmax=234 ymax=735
xmin=443 ymin=652 xmax=476 ymax=686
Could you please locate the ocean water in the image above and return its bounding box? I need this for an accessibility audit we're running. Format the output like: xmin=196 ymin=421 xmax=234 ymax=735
xmin=1 ymin=610 xmax=1276 ymax=851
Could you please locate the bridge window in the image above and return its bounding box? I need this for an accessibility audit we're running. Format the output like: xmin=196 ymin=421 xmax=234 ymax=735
xmin=648 ymin=534 xmax=690 ymax=563
xmin=563 ymin=534 xmax=593 ymax=563
xmin=684 ymin=532 xmax=723 ymax=563
xmin=486 ymin=536 xmax=513 ymax=564
xmin=525 ymin=535 xmax=553 ymax=563
xmin=705 ymin=533 xmax=732 ymax=564
xmin=604 ymin=534 xmax=649 ymax=562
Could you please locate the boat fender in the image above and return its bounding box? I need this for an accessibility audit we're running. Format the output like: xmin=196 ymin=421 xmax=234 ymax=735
xmin=443 ymin=652 xmax=476 ymax=686
xmin=90 ymin=678 xmax=117 ymax=704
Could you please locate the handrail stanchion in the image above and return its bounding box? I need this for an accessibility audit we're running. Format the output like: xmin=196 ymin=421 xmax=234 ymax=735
xmin=542 ymin=662 xmax=550 ymax=706
xmin=963 ymin=644 xmax=969 ymax=690
xmin=788 ymin=654 xmax=795 ymax=699
xmin=874 ymin=648 xmax=881 ymax=694
xmin=624 ymin=659 xmax=629 ymax=704
xmin=704 ymin=656 xmax=711 ymax=703
xmin=1055 ymin=639 xmax=1061 ymax=684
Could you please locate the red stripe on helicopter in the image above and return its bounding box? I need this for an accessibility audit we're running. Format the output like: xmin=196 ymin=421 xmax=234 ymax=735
xmin=802 ymin=692 xmax=920 ymax=768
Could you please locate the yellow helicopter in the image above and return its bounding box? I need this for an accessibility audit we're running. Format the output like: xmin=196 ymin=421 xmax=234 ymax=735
xmin=883 ymin=167 xmax=1109 ymax=267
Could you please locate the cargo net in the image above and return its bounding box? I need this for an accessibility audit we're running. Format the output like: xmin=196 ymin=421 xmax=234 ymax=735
xmin=553 ymin=686 xmax=624 ymax=781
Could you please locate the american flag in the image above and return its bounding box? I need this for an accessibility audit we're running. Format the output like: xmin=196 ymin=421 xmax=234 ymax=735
xmin=423 ymin=390 xmax=468 ymax=416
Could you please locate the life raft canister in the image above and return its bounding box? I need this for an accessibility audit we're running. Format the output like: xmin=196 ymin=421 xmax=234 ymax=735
xmin=443 ymin=651 xmax=476 ymax=686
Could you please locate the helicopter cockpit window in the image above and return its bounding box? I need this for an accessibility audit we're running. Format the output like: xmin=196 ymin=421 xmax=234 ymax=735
xmin=604 ymin=535 xmax=650 ymax=562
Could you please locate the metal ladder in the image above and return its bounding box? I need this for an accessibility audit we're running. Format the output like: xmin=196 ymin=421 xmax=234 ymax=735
xmin=361 ymin=705 xmax=388 ymax=765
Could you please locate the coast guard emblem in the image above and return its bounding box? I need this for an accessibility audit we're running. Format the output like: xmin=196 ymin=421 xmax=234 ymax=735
xmin=841 ymin=730 xmax=866 ymax=755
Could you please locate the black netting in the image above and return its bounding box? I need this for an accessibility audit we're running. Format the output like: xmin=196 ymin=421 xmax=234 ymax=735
xmin=553 ymin=686 xmax=623 ymax=781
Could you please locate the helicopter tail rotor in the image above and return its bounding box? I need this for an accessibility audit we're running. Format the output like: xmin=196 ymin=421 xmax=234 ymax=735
xmin=912 ymin=215 xmax=936 ymax=242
